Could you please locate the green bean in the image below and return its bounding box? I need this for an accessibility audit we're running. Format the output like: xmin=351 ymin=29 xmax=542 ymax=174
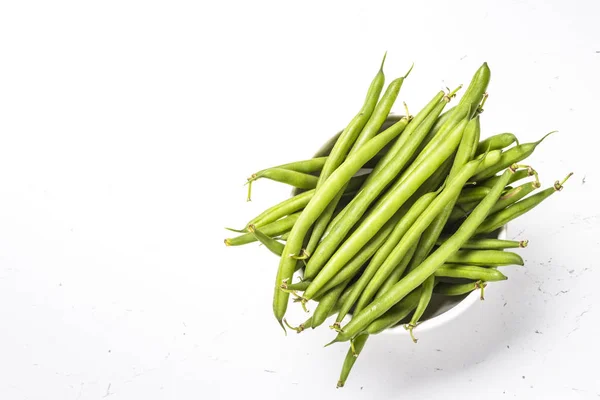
xmin=305 ymin=71 xmax=411 ymax=264
xmin=354 ymin=153 xmax=490 ymax=311
xmin=316 ymin=54 xmax=386 ymax=187
xmin=366 ymin=89 xmax=451 ymax=182
xmin=247 ymin=190 xmax=315 ymax=229
xmin=329 ymin=169 xmax=512 ymax=343
xmin=457 ymin=63 xmax=491 ymax=117
xmin=476 ymin=172 xmax=573 ymax=234
xmin=311 ymin=279 xmax=351 ymax=329
xmin=298 ymin=57 xmax=388 ymax=244
xmin=303 ymin=117 xmax=469 ymax=302
xmin=427 ymin=109 xmax=454 ymax=142
xmin=475 ymin=133 xmax=519 ymax=155
xmin=471 ymin=132 xmax=555 ymax=182
xmin=353 ymin=73 xmax=411 ymax=151
xmin=434 ymin=280 xmax=483 ymax=296
xmin=436 ymin=237 xmax=529 ymax=249
xmin=374 ymin=244 xmax=417 ymax=300
xmin=337 ymin=333 xmax=369 ymax=388
xmin=283 ymin=280 xmax=311 ymax=291
xmin=259 ymin=155 xmax=379 ymax=175
xmin=270 ymin=157 xmax=328 ymax=174
xmin=403 ymin=114 xmax=481 ymax=339
xmin=405 ymin=275 xmax=434 ymax=342
xmin=477 ymin=168 xmax=531 ymax=188
xmin=489 ymin=180 xmax=541 ymax=214
xmin=457 ymin=186 xmax=491 ymax=204
xmin=246 ymin=174 xmax=369 ymax=230
xmin=247 ymin=224 xmax=285 ymax=256
xmin=365 ymin=287 xmax=422 ymax=335
xmin=469 ymin=115 xmax=481 ymax=159
xmin=334 ymin=190 xmax=439 ymax=324
xmin=305 ymin=98 xmax=449 ymax=279
xmin=225 ymin=212 xmax=300 ymax=246
xmin=447 ymin=249 xmax=524 ymax=266
xmin=435 ymin=264 xmax=508 ymax=281
xmin=246 ymin=169 xmax=318 ymax=201
xmin=339 ymin=285 xmax=422 ymax=386
xmin=274 ymin=118 xmax=407 ymax=328
xmin=423 ymin=62 xmax=490 ymax=144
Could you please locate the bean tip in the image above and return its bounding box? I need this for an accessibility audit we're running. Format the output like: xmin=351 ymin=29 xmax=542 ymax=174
xmin=403 ymin=62 xmax=414 ymax=79
xmin=224 ymin=238 xmax=232 ymax=246
xmin=336 ymin=380 xmax=345 ymax=389
xmin=277 ymin=319 xmax=287 ymax=336
xmin=379 ymin=51 xmax=387 ymax=71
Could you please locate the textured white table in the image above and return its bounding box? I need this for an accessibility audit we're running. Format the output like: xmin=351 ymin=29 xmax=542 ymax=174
xmin=0 ymin=1 xmax=599 ymax=399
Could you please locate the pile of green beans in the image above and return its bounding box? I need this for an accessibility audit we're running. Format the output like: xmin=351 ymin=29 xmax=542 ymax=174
xmin=224 ymin=56 xmax=572 ymax=388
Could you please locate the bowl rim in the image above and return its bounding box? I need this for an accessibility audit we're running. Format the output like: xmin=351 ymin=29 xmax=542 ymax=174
xmin=382 ymin=224 xmax=508 ymax=335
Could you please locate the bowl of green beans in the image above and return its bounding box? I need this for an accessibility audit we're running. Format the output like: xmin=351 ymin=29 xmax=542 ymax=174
xmin=226 ymin=57 xmax=572 ymax=387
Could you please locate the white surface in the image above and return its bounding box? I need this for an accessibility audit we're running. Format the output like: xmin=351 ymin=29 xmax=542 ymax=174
xmin=0 ymin=1 xmax=599 ymax=399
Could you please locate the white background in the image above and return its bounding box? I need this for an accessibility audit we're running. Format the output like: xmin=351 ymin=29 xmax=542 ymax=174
xmin=1 ymin=0 xmax=599 ymax=399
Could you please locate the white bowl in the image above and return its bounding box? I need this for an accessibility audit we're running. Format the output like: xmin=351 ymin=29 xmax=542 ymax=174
xmin=309 ymin=114 xmax=508 ymax=334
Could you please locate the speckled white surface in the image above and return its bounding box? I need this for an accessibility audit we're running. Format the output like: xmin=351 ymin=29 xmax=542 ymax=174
xmin=0 ymin=1 xmax=599 ymax=399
